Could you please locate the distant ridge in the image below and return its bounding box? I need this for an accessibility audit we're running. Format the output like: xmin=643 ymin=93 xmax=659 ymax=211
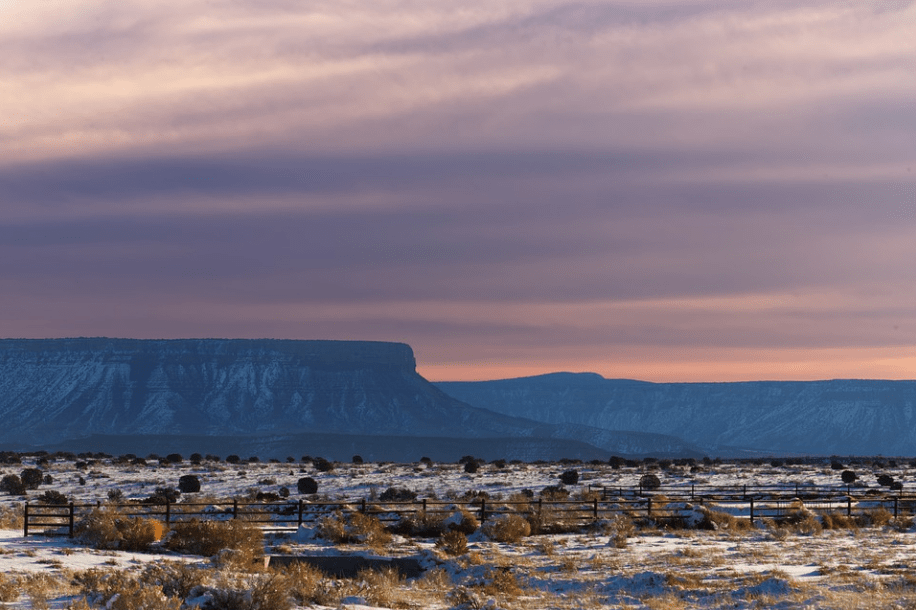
xmin=436 ymin=372 xmax=916 ymax=456
xmin=0 ymin=338 xmax=708 ymax=459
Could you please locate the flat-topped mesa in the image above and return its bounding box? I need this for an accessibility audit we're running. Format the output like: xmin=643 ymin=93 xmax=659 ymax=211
xmin=0 ymin=338 xmax=417 ymax=370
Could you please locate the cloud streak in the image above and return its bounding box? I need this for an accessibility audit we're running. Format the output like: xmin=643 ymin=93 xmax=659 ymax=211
xmin=1 ymin=0 xmax=914 ymax=381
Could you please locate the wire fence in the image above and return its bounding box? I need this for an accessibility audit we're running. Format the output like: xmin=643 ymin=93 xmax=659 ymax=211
xmin=23 ymin=490 xmax=916 ymax=537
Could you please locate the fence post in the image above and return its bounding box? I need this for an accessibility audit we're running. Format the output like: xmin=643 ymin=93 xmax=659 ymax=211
xmin=538 ymin=498 xmax=542 ymax=519
xmin=593 ymin=498 xmax=598 ymax=521
xmin=165 ymin=500 xmax=171 ymax=525
xmin=647 ymin=497 xmax=652 ymax=517
xmin=69 ymin=502 xmax=75 ymax=538
xmin=422 ymin=498 xmax=427 ymax=517
xmin=743 ymin=485 xmax=747 ymax=500
xmin=23 ymin=502 xmax=29 ymax=537
xmin=361 ymin=498 xmax=367 ymax=514
xmin=233 ymin=499 xmax=238 ymax=519
xmin=297 ymin=500 xmax=303 ymax=528
xmin=894 ymin=496 xmax=899 ymax=520
xmin=480 ymin=499 xmax=487 ymax=522
xmin=847 ymin=496 xmax=852 ymax=517
xmin=749 ymin=498 xmax=754 ymax=524
xmin=691 ymin=484 xmax=695 ymax=500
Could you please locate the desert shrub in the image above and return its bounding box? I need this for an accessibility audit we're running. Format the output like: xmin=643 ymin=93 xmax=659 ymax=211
xmin=317 ymin=512 xmax=391 ymax=548
xmin=190 ymin=453 xmax=203 ymax=464
xmin=352 ymin=454 xmax=364 ymax=464
xmin=699 ymin=509 xmax=755 ymax=532
xmin=479 ymin=568 xmax=523 ymax=599
xmin=877 ymin=474 xmax=895 ymax=487
xmin=830 ymin=460 xmax=845 ymax=470
xmin=463 ymin=460 xmax=479 ymax=474
xmin=436 ymin=530 xmax=468 ymax=556
xmin=256 ymin=491 xmax=281 ymax=502
xmin=841 ymin=470 xmax=857 ymax=484
xmin=776 ymin=504 xmax=822 ymax=535
xmin=108 ymin=488 xmax=124 ymax=502
xmin=144 ymin=487 xmax=180 ymax=504
xmin=75 ymin=508 xmax=163 ymax=552
xmin=165 ymin=519 xmax=264 ymax=566
xmin=822 ymin=512 xmax=858 ymax=530
xmin=165 ymin=453 xmax=183 ymax=464
xmin=20 ymin=468 xmax=43 ymax=490
xmin=357 ymin=567 xmax=404 ymax=609
xmin=43 ymin=473 xmax=53 ymax=484
xmin=202 ymin=572 xmax=292 ymax=610
xmin=540 ymin=485 xmax=569 ymax=500
xmin=0 ymin=474 xmax=26 ymax=495
xmin=640 ymin=473 xmax=662 ymax=491
xmin=36 ymin=490 xmax=69 ymax=505
xmin=0 ymin=572 xmax=19 ymax=602
xmin=379 ymin=487 xmax=417 ymax=502
xmin=278 ymin=486 xmax=290 ymax=498
xmin=297 ymin=477 xmax=318 ymax=495
xmin=142 ymin=562 xmax=209 ymax=599
xmin=281 ymin=562 xmax=339 ymax=607
xmin=313 ymin=457 xmax=334 ymax=472
xmin=446 ymin=508 xmax=479 ymax=534
xmin=482 ymin=514 xmax=531 ymax=542
xmin=858 ymin=507 xmax=894 ymax=528
xmin=0 ymin=503 xmax=24 ymax=529
xmin=559 ymin=469 xmax=579 ymax=485
xmin=226 ymin=455 xmax=241 ymax=464
xmin=178 ymin=475 xmax=200 ymax=494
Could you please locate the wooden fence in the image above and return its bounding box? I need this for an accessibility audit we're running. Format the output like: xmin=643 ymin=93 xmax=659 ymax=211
xmin=23 ymin=492 xmax=916 ymax=537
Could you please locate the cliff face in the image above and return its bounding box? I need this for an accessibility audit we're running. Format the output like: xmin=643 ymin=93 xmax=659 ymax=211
xmin=436 ymin=373 xmax=916 ymax=456
xmin=0 ymin=338 xmax=496 ymax=445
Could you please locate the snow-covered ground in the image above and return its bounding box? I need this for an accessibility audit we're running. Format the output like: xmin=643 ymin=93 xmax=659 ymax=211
xmin=1 ymin=455 xmax=915 ymax=609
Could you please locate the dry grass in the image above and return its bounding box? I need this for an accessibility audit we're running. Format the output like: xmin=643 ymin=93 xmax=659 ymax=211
xmin=165 ymin=519 xmax=264 ymax=567
xmin=483 ymin=514 xmax=531 ymax=542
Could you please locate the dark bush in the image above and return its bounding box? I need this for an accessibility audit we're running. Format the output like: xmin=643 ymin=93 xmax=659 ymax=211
xmin=256 ymin=491 xmax=281 ymax=502
xmin=352 ymin=455 xmax=364 ymax=464
xmin=464 ymin=461 xmax=479 ymax=474
xmin=37 ymin=490 xmax=69 ymax=505
xmin=379 ymin=487 xmax=417 ymax=502
xmin=560 ymin=469 xmax=579 ymax=485
xmin=297 ymin=477 xmax=318 ymax=495
xmin=877 ymin=474 xmax=895 ymax=487
xmin=458 ymin=455 xmax=477 ymax=464
xmin=313 ymin=457 xmax=334 ymax=472
xmin=190 ymin=453 xmax=203 ymax=464
xmin=492 ymin=459 xmax=507 ymax=469
xmin=841 ymin=470 xmax=857 ymax=484
xmin=226 ymin=455 xmax=241 ymax=464
xmin=145 ymin=487 xmax=181 ymax=504
xmin=165 ymin=453 xmax=183 ymax=464
xmin=20 ymin=468 xmax=43 ymax=490
xmin=43 ymin=474 xmax=53 ymax=485
xmin=831 ymin=460 xmax=845 ymax=470
xmin=608 ymin=456 xmax=625 ymax=469
xmin=540 ymin=485 xmax=569 ymax=500
xmin=0 ymin=474 xmax=26 ymax=495
xmin=178 ymin=474 xmax=201 ymax=493
xmin=890 ymin=481 xmax=904 ymax=491
xmin=640 ymin=473 xmax=662 ymax=491
xmin=278 ymin=486 xmax=290 ymax=498
xmin=248 ymin=456 xmax=260 ymax=463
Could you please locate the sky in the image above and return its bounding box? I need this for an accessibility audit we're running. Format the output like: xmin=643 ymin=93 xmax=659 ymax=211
xmin=1 ymin=0 xmax=915 ymax=382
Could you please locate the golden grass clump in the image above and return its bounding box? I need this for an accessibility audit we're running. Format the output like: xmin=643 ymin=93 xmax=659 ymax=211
xmin=165 ymin=519 xmax=264 ymax=567
xmin=483 ymin=513 xmax=531 ymax=542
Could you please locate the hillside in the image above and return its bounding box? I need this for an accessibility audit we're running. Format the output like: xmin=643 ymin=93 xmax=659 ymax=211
xmin=436 ymin=373 xmax=916 ymax=456
xmin=0 ymin=338 xmax=706 ymax=460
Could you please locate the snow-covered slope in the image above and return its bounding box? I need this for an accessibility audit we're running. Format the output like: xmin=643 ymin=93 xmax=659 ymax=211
xmin=436 ymin=373 xmax=916 ymax=456
xmin=0 ymin=339 xmax=707 ymax=459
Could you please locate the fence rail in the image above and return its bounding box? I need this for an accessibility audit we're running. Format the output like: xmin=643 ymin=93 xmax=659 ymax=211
xmin=22 ymin=491 xmax=916 ymax=537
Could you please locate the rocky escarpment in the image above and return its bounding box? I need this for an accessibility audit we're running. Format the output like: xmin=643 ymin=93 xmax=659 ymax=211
xmin=0 ymin=338 xmax=521 ymax=446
